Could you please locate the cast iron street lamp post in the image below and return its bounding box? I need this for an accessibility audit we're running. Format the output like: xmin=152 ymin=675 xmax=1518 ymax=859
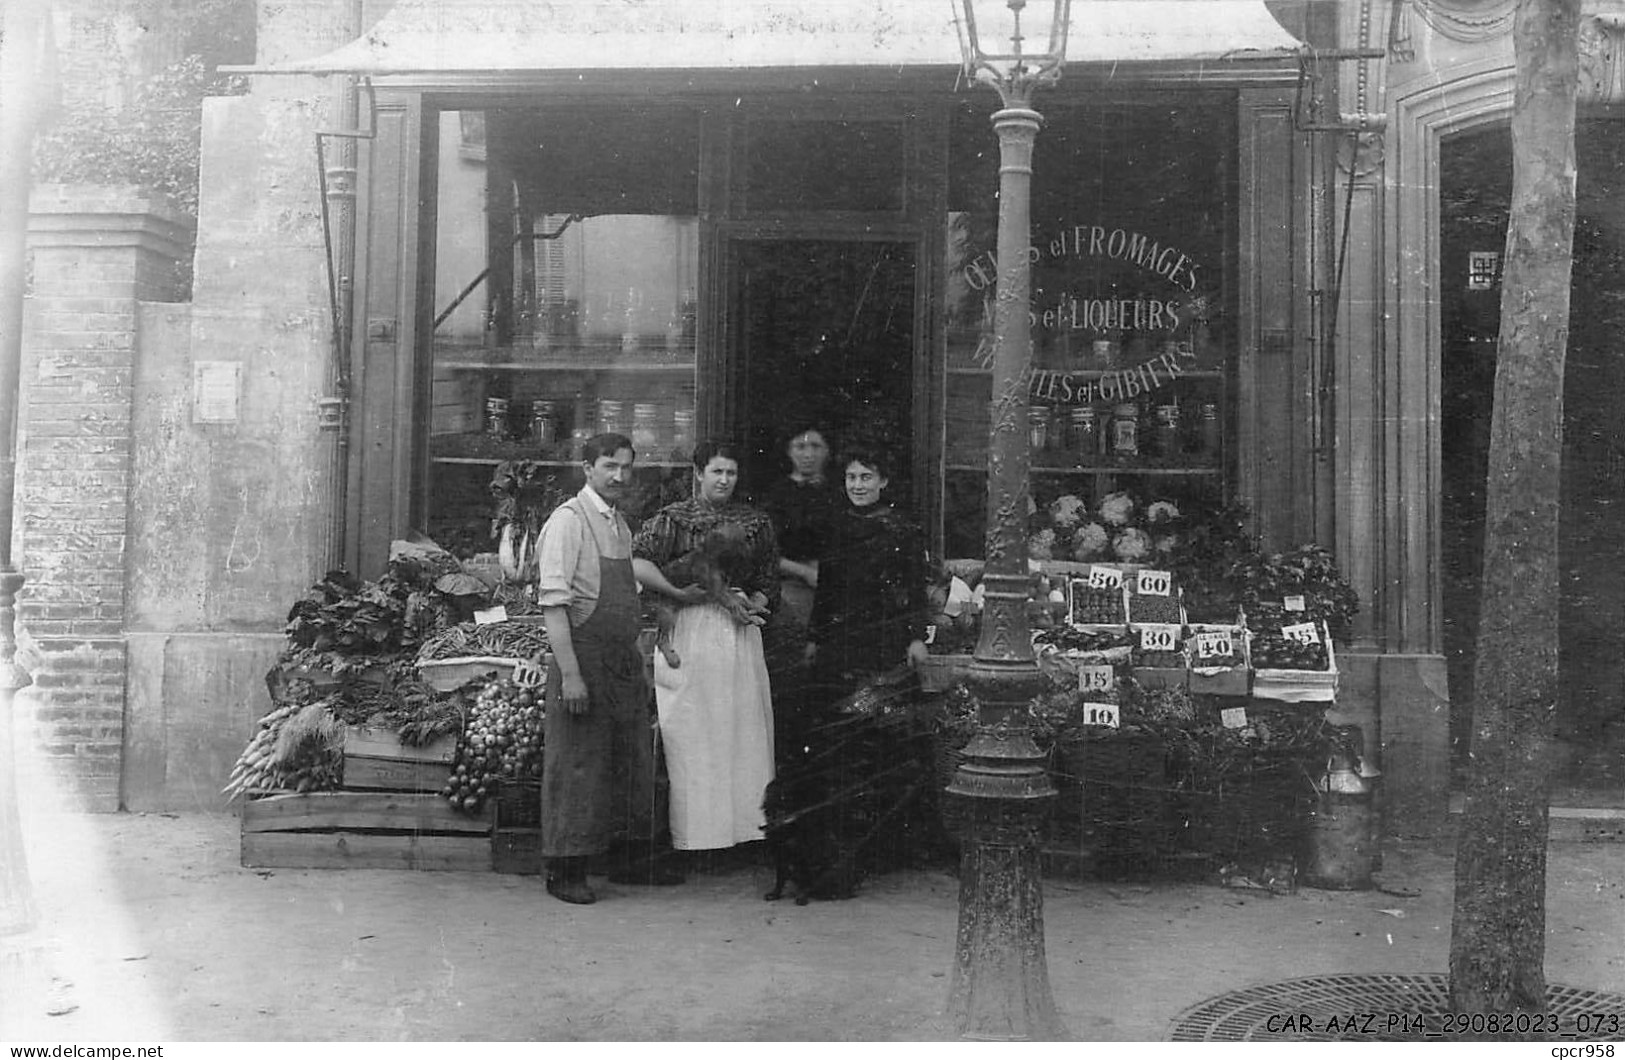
xmin=944 ymin=0 xmax=1071 ymax=1041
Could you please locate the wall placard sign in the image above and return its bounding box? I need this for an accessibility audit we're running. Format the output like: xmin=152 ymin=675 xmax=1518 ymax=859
xmin=192 ymin=360 xmax=240 ymax=424
xmin=1467 ymin=251 xmax=1500 ymax=291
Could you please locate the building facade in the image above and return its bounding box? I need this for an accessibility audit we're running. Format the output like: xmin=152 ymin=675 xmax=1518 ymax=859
xmin=15 ymin=0 xmax=1625 ymax=822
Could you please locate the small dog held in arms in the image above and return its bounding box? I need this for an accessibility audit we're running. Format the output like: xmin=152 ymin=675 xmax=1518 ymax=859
xmin=653 ymin=521 xmax=762 ymax=669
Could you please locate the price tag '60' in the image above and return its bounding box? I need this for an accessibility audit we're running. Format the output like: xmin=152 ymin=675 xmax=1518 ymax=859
xmin=1083 ymin=702 xmax=1120 ymax=729
xmin=1136 ymin=569 xmax=1173 ymax=596
xmin=1138 ymin=625 xmax=1179 ymax=653
xmin=1077 ymin=665 xmax=1115 ymax=694
xmin=1282 ymin=621 xmax=1321 ymax=645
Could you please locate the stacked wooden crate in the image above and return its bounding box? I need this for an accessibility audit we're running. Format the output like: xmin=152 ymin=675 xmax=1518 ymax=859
xmin=240 ymin=726 xmax=492 ymax=872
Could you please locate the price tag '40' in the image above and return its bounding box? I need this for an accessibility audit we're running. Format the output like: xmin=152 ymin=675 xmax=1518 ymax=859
xmin=1195 ymin=630 xmax=1235 ymax=660
xmin=1282 ymin=621 xmax=1321 ymax=645
xmin=1087 ymin=566 xmax=1124 ymax=590
xmin=1136 ymin=569 xmax=1173 ymax=596
xmin=1078 ymin=665 xmax=1114 ymax=694
xmin=1139 ymin=625 xmax=1179 ymax=653
xmin=1083 ymin=702 xmax=1120 ymax=729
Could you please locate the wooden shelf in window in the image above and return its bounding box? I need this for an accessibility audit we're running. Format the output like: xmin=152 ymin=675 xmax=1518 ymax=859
xmin=438 ymin=360 xmax=694 ymax=374
xmin=432 ymin=457 xmax=691 ymax=469
xmin=945 ymin=463 xmax=1223 ymax=476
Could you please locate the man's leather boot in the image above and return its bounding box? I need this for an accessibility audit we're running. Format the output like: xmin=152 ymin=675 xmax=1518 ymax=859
xmin=545 ymin=856 xmax=596 ymax=905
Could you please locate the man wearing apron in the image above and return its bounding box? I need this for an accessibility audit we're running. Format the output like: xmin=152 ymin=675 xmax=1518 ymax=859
xmin=535 ymin=433 xmax=692 ymax=903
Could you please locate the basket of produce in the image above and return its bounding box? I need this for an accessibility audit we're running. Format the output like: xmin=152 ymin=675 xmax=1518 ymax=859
xmin=1129 ymin=620 xmax=1187 ymax=691
xmin=1067 ymin=568 xmax=1129 ymax=626
xmin=494 ymin=777 xmax=543 ymax=830
xmin=1248 ymin=617 xmax=1338 ymax=702
xmin=442 ymin=674 xmax=545 ymax=817
xmin=416 ymin=620 xmax=551 ymax=691
xmin=1186 ymin=623 xmax=1251 ymax=696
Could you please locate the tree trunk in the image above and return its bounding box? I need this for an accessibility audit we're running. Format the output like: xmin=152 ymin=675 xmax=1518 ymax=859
xmin=1447 ymin=0 xmax=1581 ymax=1019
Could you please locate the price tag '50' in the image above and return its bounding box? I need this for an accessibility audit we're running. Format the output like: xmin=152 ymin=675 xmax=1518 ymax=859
xmin=1087 ymin=566 xmax=1124 ymax=590
xmin=1137 ymin=569 xmax=1173 ymax=596
xmin=1282 ymin=621 xmax=1321 ymax=645
xmin=1077 ymin=665 xmax=1114 ymax=694
xmin=1139 ymin=625 xmax=1179 ymax=653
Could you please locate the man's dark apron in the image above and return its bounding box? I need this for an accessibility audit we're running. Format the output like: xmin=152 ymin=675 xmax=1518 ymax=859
xmin=539 ymin=498 xmax=656 ymax=858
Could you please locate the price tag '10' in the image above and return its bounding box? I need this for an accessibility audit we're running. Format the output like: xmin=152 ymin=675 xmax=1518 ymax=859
xmin=1195 ymin=630 xmax=1235 ymax=660
xmin=1137 ymin=569 xmax=1173 ymax=596
xmin=1282 ymin=621 xmax=1321 ymax=645
xmin=1087 ymin=566 xmax=1124 ymax=590
xmin=1078 ymin=665 xmax=1114 ymax=694
xmin=1083 ymin=702 xmax=1121 ymax=729
xmin=1139 ymin=625 xmax=1179 ymax=653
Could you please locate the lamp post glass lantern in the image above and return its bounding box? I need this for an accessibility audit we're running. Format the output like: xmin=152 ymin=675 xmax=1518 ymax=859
xmin=944 ymin=0 xmax=1071 ymax=1041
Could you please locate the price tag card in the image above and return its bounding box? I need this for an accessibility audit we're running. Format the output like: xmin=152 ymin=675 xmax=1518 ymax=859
xmin=1077 ymin=665 xmax=1115 ymax=694
xmin=1282 ymin=621 xmax=1321 ymax=645
xmin=924 ymin=624 xmax=937 ymax=646
xmin=473 ymin=605 xmax=509 ymax=625
xmin=1138 ymin=624 xmax=1180 ymax=653
xmin=1194 ymin=629 xmax=1235 ymax=661
xmin=510 ymin=658 xmax=546 ymax=689
xmin=1220 ymin=706 xmax=1249 ymax=729
xmin=1083 ymin=702 xmax=1121 ymax=729
xmin=1283 ymin=594 xmax=1307 ymax=612
xmin=1136 ymin=569 xmax=1173 ymax=597
xmin=1087 ymin=565 xmax=1125 ymax=590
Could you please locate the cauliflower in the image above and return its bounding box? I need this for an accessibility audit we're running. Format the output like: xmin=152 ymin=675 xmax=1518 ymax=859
xmin=1048 ymin=494 xmax=1088 ymax=529
xmin=1113 ymin=527 xmax=1152 ymax=561
xmin=1146 ymin=500 xmax=1182 ymax=525
xmin=1099 ymin=491 xmax=1136 ymax=527
xmin=1071 ymin=522 xmax=1110 ymax=559
xmin=1030 ymin=528 xmax=1057 ymax=559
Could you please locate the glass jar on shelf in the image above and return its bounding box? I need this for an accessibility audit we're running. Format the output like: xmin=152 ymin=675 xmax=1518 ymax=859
xmin=671 ymin=407 xmax=696 ymax=461
xmin=598 ymin=398 xmax=626 ymax=438
xmin=1069 ymin=406 xmax=1098 ymax=464
xmin=1027 ymin=406 xmax=1051 ymax=453
xmin=1198 ymin=401 xmax=1222 ymax=456
xmin=528 ymin=400 xmax=557 ymax=446
xmin=1154 ymin=403 xmax=1181 ymax=459
xmin=631 ymin=402 xmax=661 ymax=456
xmin=1109 ymin=402 xmax=1139 ymax=457
xmin=485 ymin=396 xmax=511 ymax=439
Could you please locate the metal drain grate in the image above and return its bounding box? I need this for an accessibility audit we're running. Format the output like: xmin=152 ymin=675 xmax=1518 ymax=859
xmin=1170 ymin=973 xmax=1625 ymax=1041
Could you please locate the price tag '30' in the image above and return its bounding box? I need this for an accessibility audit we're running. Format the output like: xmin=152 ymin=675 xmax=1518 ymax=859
xmin=1083 ymin=702 xmax=1120 ymax=729
xmin=1138 ymin=624 xmax=1179 ymax=653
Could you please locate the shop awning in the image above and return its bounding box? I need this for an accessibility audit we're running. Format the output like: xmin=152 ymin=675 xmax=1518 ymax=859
xmin=230 ymin=0 xmax=1303 ymax=76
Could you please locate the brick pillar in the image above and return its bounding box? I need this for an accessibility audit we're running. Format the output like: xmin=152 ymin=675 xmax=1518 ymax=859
xmin=20 ymin=185 xmax=192 ymax=811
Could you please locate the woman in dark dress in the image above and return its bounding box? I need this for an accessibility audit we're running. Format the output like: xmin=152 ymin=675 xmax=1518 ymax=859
xmin=805 ymin=443 xmax=929 ymax=701
xmin=758 ymin=424 xmax=841 ymax=749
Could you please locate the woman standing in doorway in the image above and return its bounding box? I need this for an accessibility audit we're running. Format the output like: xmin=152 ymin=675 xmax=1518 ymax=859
xmin=634 ymin=440 xmax=780 ymax=855
xmin=758 ymin=423 xmax=841 ymax=751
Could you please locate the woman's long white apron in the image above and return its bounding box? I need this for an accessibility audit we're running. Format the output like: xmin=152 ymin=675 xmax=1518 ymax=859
xmin=653 ymin=602 xmax=775 ymax=850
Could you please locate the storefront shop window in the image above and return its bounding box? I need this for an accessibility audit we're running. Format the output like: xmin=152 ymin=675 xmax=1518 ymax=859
xmin=427 ymin=107 xmax=702 ymax=556
xmin=942 ymin=96 xmax=1236 ymax=561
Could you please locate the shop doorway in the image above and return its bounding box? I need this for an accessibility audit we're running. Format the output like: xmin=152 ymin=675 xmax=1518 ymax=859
xmin=728 ymin=238 xmax=918 ymax=500
xmin=1440 ymin=119 xmax=1625 ymax=802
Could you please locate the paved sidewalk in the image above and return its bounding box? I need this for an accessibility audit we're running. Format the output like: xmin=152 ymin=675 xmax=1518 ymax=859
xmin=2 ymin=808 xmax=1621 ymax=1042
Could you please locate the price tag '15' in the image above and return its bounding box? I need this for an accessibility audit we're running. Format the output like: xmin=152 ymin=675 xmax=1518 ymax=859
xmin=1195 ymin=630 xmax=1235 ymax=660
xmin=1078 ymin=665 xmax=1114 ymax=694
xmin=1083 ymin=702 xmax=1121 ymax=729
xmin=1087 ymin=566 xmax=1124 ymax=590
xmin=1282 ymin=621 xmax=1321 ymax=645
xmin=1137 ymin=569 xmax=1173 ymax=597
xmin=1139 ymin=625 xmax=1179 ymax=653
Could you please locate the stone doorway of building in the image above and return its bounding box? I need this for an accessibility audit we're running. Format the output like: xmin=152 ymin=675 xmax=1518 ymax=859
xmin=1439 ymin=119 xmax=1625 ymax=804
xmin=728 ymin=238 xmax=919 ymax=499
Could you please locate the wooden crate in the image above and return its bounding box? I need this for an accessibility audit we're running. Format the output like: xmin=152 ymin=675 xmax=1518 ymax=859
xmin=342 ymin=725 xmax=457 ymax=792
xmin=492 ymin=828 xmax=543 ymax=875
xmin=241 ymin=791 xmax=492 ymax=871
